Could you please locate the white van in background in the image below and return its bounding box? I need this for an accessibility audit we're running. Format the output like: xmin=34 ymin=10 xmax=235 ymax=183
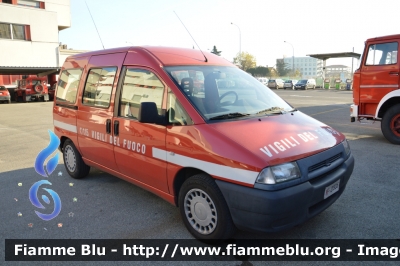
xmin=307 ymin=79 xmax=316 ymax=89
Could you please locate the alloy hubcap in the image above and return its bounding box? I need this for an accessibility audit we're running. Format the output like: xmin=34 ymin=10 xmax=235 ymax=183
xmin=65 ymin=145 xmax=76 ymax=172
xmin=184 ymin=189 xmax=217 ymax=235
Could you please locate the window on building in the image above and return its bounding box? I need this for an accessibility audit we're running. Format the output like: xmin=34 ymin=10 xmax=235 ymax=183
xmin=12 ymin=24 xmax=25 ymax=40
xmin=17 ymin=0 xmax=40 ymax=8
xmin=0 ymin=23 xmax=29 ymax=40
xmin=83 ymin=67 xmax=117 ymax=108
xmin=118 ymin=68 xmax=164 ymax=119
xmin=0 ymin=23 xmax=11 ymax=39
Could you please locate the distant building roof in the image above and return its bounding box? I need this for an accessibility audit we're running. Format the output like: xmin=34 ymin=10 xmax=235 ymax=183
xmin=307 ymin=52 xmax=361 ymax=60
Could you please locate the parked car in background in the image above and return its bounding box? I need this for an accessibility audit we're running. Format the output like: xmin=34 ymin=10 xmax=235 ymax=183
xmin=257 ymin=77 xmax=269 ymax=86
xmin=268 ymin=78 xmax=284 ymax=89
xmin=295 ymin=79 xmax=316 ymax=90
xmin=0 ymin=85 xmax=11 ymax=103
xmin=283 ymin=80 xmax=298 ymax=90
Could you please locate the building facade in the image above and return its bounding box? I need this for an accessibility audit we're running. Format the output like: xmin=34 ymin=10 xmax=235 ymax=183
xmin=0 ymin=0 xmax=71 ymax=85
xmin=283 ymin=56 xmax=323 ymax=78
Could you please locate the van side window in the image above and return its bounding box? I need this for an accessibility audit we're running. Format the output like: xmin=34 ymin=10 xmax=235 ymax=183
xmin=83 ymin=67 xmax=117 ymax=108
xmin=119 ymin=68 xmax=164 ymax=119
xmin=365 ymin=42 xmax=398 ymax=66
xmin=56 ymin=68 xmax=82 ymax=104
xmin=167 ymin=89 xmax=193 ymax=126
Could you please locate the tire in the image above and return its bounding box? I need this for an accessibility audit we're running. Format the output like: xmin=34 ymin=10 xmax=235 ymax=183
xmin=381 ymin=104 xmax=400 ymax=144
xmin=178 ymin=174 xmax=236 ymax=241
xmin=63 ymin=139 xmax=90 ymax=178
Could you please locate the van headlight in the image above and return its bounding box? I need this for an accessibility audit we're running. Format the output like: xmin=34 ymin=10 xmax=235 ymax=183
xmin=256 ymin=162 xmax=301 ymax=184
xmin=342 ymin=139 xmax=351 ymax=156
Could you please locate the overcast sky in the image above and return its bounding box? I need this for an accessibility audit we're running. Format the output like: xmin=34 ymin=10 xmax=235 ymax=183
xmin=59 ymin=0 xmax=400 ymax=68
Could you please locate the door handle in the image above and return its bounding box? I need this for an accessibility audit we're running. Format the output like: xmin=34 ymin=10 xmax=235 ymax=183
xmin=389 ymin=72 xmax=399 ymax=76
xmin=114 ymin=120 xmax=119 ymax=136
xmin=106 ymin=119 xmax=111 ymax=134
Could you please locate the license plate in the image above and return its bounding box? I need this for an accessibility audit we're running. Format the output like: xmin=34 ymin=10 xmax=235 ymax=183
xmin=324 ymin=179 xmax=340 ymax=199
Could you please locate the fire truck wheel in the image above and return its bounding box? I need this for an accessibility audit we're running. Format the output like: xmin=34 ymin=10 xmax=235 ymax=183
xmin=34 ymin=84 xmax=43 ymax=93
xmin=178 ymin=174 xmax=236 ymax=241
xmin=63 ymin=139 xmax=90 ymax=179
xmin=381 ymin=104 xmax=400 ymax=145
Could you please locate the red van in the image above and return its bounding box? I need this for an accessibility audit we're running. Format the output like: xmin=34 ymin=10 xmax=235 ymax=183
xmin=54 ymin=46 xmax=354 ymax=240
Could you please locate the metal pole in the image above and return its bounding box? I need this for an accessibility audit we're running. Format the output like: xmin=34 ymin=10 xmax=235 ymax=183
xmin=284 ymin=41 xmax=294 ymax=77
xmin=231 ymin=22 xmax=241 ymax=56
xmin=351 ymin=47 xmax=354 ymax=77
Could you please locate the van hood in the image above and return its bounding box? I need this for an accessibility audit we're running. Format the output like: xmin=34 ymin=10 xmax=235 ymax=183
xmin=208 ymin=111 xmax=345 ymax=166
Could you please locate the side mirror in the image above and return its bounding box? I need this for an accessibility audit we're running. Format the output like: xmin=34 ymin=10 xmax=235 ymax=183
xmin=138 ymin=102 xmax=164 ymax=125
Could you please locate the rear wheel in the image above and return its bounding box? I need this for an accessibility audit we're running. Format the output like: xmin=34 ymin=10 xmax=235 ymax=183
xmin=381 ymin=104 xmax=400 ymax=144
xmin=63 ymin=139 xmax=90 ymax=178
xmin=178 ymin=174 xmax=236 ymax=241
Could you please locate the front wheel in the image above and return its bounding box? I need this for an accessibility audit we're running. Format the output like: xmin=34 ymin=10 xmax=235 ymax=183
xmin=381 ymin=104 xmax=400 ymax=144
xmin=178 ymin=174 xmax=236 ymax=241
xmin=63 ymin=139 xmax=90 ymax=178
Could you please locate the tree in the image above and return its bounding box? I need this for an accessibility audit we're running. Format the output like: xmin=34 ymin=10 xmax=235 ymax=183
xmin=233 ymin=52 xmax=256 ymax=71
xmin=276 ymin=59 xmax=289 ymax=76
xmin=246 ymin=66 xmax=270 ymax=77
xmin=210 ymin=45 xmax=221 ymax=56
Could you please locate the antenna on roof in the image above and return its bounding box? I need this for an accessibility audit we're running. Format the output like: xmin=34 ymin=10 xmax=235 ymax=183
xmin=85 ymin=1 xmax=105 ymax=50
xmin=173 ymin=11 xmax=208 ymax=62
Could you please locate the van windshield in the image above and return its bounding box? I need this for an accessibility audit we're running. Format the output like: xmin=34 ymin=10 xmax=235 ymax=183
xmin=164 ymin=66 xmax=293 ymax=121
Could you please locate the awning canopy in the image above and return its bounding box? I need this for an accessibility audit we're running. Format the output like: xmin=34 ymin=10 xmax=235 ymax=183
xmin=307 ymin=52 xmax=361 ymax=60
xmin=0 ymin=66 xmax=60 ymax=76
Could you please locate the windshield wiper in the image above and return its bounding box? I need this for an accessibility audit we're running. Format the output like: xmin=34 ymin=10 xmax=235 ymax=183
xmin=256 ymin=107 xmax=286 ymax=115
xmin=209 ymin=112 xmax=250 ymax=120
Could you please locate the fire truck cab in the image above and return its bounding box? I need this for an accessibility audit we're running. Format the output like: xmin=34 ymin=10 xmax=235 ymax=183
xmin=351 ymin=34 xmax=400 ymax=144
xmin=15 ymin=76 xmax=49 ymax=102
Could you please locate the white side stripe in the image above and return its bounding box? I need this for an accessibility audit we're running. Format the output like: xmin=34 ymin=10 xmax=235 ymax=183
xmin=152 ymin=147 xmax=258 ymax=185
xmin=360 ymin=84 xmax=398 ymax=88
xmin=54 ymin=120 xmax=77 ymax=133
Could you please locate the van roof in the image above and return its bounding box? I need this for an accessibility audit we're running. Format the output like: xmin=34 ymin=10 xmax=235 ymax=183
xmin=68 ymin=46 xmax=233 ymax=67
xmin=366 ymin=34 xmax=400 ymax=42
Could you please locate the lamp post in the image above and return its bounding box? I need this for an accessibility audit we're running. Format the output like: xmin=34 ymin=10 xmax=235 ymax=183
xmin=284 ymin=41 xmax=294 ymax=77
xmin=231 ymin=22 xmax=241 ymax=56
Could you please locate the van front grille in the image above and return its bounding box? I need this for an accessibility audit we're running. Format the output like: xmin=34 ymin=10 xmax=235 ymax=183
xmin=308 ymin=153 xmax=342 ymax=173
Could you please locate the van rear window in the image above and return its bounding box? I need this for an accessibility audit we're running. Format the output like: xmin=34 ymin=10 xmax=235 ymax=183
xmin=56 ymin=69 xmax=83 ymax=104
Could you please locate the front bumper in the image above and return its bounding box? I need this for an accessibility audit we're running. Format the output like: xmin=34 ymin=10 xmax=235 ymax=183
xmin=216 ymin=148 xmax=354 ymax=233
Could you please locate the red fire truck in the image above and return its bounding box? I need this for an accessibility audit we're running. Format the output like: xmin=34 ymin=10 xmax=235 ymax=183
xmin=350 ymin=34 xmax=400 ymax=144
xmin=15 ymin=76 xmax=49 ymax=102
